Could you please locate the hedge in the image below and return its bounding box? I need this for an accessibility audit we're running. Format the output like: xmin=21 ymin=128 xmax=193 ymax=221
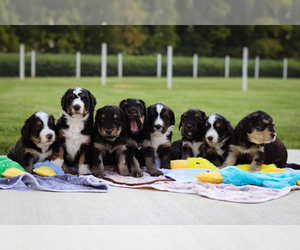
xmin=0 ymin=53 xmax=300 ymax=77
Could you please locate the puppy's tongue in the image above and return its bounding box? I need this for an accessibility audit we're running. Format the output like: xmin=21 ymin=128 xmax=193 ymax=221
xmin=130 ymin=120 xmax=138 ymax=133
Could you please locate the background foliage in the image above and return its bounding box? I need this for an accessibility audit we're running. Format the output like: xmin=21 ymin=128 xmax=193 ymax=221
xmin=0 ymin=25 xmax=300 ymax=59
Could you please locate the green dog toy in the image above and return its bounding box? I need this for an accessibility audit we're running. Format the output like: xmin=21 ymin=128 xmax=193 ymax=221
xmin=0 ymin=156 xmax=26 ymax=178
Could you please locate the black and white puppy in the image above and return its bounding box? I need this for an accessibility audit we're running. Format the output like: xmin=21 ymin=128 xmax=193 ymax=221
xmin=7 ymin=112 xmax=56 ymax=173
xmin=52 ymin=87 xmax=97 ymax=175
xmin=92 ymin=105 xmax=130 ymax=177
xmin=171 ymin=109 xmax=207 ymax=160
xmin=222 ymin=110 xmax=287 ymax=172
xmin=119 ymin=98 xmax=163 ymax=177
xmin=147 ymin=103 xmax=175 ymax=169
xmin=203 ymin=114 xmax=233 ymax=167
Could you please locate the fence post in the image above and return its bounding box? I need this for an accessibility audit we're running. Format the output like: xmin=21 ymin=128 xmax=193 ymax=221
xmin=118 ymin=53 xmax=122 ymax=78
xmin=193 ymin=54 xmax=198 ymax=78
xmin=254 ymin=56 xmax=260 ymax=79
xmin=31 ymin=50 xmax=36 ymax=78
xmin=19 ymin=44 xmax=25 ymax=81
xmin=157 ymin=53 xmax=162 ymax=78
xmin=283 ymin=58 xmax=288 ymax=80
xmin=167 ymin=45 xmax=173 ymax=90
xmin=242 ymin=47 xmax=248 ymax=92
xmin=76 ymin=51 xmax=81 ymax=79
xmin=225 ymin=55 xmax=230 ymax=78
xmin=101 ymin=43 xmax=107 ymax=86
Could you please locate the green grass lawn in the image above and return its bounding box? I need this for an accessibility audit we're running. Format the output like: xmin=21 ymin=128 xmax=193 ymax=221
xmin=0 ymin=76 xmax=300 ymax=155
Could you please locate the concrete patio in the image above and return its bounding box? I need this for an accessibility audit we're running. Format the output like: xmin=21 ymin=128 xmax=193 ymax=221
xmin=1 ymin=150 xmax=300 ymax=249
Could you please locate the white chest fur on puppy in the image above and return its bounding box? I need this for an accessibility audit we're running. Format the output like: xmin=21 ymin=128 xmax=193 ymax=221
xmin=61 ymin=110 xmax=91 ymax=174
xmin=182 ymin=140 xmax=204 ymax=157
xmin=151 ymin=125 xmax=174 ymax=158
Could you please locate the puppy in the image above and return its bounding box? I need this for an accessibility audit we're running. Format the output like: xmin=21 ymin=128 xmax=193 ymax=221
xmin=147 ymin=103 xmax=175 ymax=169
xmin=92 ymin=105 xmax=130 ymax=177
xmin=7 ymin=112 xmax=56 ymax=173
xmin=171 ymin=109 xmax=207 ymax=160
xmin=52 ymin=87 xmax=97 ymax=175
xmin=222 ymin=110 xmax=287 ymax=172
xmin=203 ymin=114 xmax=233 ymax=167
xmin=119 ymin=98 xmax=163 ymax=177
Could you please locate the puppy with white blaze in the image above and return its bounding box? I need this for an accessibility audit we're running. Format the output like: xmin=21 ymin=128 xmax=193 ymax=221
xmin=8 ymin=111 xmax=56 ymax=173
xmin=147 ymin=103 xmax=175 ymax=169
xmin=52 ymin=87 xmax=97 ymax=175
xmin=203 ymin=114 xmax=233 ymax=167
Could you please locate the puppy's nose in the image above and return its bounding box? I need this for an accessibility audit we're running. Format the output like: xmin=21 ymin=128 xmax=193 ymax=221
xmin=46 ymin=134 xmax=53 ymax=140
xmin=73 ymin=105 xmax=81 ymax=111
xmin=185 ymin=124 xmax=193 ymax=130
xmin=155 ymin=125 xmax=162 ymax=130
xmin=128 ymin=109 xmax=137 ymax=116
xmin=271 ymin=133 xmax=276 ymax=139
xmin=207 ymin=136 xmax=213 ymax=142
xmin=105 ymin=129 xmax=112 ymax=135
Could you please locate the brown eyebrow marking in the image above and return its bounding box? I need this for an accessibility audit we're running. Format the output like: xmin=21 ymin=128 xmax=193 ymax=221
xmin=215 ymin=123 xmax=220 ymax=127
xmin=101 ymin=114 xmax=105 ymax=118
xmin=114 ymin=114 xmax=117 ymax=119
xmin=263 ymin=119 xmax=269 ymax=124
xmin=195 ymin=113 xmax=200 ymax=117
xmin=37 ymin=121 xmax=42 ymax=126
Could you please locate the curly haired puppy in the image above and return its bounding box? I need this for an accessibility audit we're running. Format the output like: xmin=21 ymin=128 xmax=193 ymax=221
xmin=92 ymin=105 xmax=131 ymax=177
xmin=7 ymin=112 xmax=56 ymax=173
xmin=119 ymin=98 xmax=162 ymax=177
xmin=52 ymin=87 xmax=97 ymax=175
xmin=147 ymin=103 xmax=175 ymax=169
xmin=203 ymin=113 xmax=233 ymax=167
xmin=171 ymin=109 xmax=207 ymax=160
xmin=222 ymin=110 xmax=287 ymax=172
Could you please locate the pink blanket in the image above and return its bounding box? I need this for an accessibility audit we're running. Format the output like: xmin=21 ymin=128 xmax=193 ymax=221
xmin=98 ymin=167 xmax=299 ymax=203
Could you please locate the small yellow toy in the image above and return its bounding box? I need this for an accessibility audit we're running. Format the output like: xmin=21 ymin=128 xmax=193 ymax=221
xmin=33 ymin=166 xmax=57 ymax=177
xmin=170 ymin=157 xmax=218 ymax=170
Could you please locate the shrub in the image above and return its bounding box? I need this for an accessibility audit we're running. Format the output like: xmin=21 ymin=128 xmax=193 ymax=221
xmin=0 ymin=53 xmax=300 ymax=78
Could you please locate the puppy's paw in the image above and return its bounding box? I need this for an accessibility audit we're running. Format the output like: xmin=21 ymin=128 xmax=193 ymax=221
xmin=148 ymin=168 xmax=163 ymax=176
xmin=130 ymin=169 xmax=144 ymax=178
xmin=119 ymin=168 xmax=130 ymax=176
xmin=78 ymin=164 xmax=92 ymax=175
xmin=51 ymin=158 xmax=64 ymax=168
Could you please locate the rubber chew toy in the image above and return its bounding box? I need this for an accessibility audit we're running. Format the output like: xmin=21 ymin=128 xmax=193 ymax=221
xmin=195 ymin=166 xmax=300 ymax=189
xmin=170 ymin=157 xmax=218 ymax=170
xmin=0 ymin=156 xmax=25 ymax=178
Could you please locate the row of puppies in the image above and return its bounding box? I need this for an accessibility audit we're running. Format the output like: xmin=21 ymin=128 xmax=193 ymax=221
xmin=7 ymin=86 xmax=290 ymax=177
xmin=8 ymin=87 xmax=171 ymax=177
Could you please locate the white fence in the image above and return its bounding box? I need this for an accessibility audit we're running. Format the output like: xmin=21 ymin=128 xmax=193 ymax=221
xmin=18 ymin=43 xmax=290 ymax=91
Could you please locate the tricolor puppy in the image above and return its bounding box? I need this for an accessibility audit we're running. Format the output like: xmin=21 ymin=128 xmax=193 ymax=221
xmin=147 ymin=103 xmax=175 ymax=169
xmin=7 ymin=112 xmax=56 ymax=173
xmin=222 ymin=110 xmax=287 ymax=172
xmin=171 ymin=109 xmax=207 ymax=160
xmin=204 ymin=114 xmax=233 ymax=167
xmin=92 ymin=105 xmax=130 ymax=177
xmin=53 ymin=87 xmax=97 ymax=175
xmin=119 ymin=98 xmax=162 ymax=177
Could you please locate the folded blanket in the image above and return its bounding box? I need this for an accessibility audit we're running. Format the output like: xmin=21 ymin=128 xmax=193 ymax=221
xmin=0 ymin=173 xmax=109 ymax=193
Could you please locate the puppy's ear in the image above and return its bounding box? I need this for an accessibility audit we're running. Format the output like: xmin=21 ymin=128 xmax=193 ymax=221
xmin=61 ymin=89 xmax=71 ymax=111
xmin=139 ymin=99 xmax=147 ymax=117
xmin=119 ymin=99 xmax=126 ymax=110
xmin=240 ymin=116 xmax=253 ymax=133
xmin=21 ymin=117 xmax=32 ymax=139
xmin=88 ymin=91 xmax=97 ymax=111
xmin=170 ymin=109 xmax=175 ymax=126
xmin=179 ymin=113 xmax=184 ymax=131
xmin=119 ymin=109 xmax=127 ymax=131
xmin=201 ymin=111 xmax=207 ymax=121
